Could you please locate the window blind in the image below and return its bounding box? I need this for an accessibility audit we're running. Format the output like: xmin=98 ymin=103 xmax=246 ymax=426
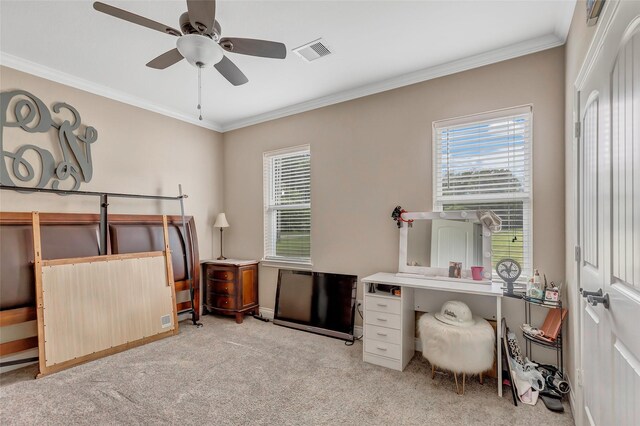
xmin=433 ymin=107 xmax=532 ymax=278
xmin=263 ymin=146 xmax=311 ymax=263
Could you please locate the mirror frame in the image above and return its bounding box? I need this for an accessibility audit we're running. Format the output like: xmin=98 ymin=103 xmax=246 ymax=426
xmin=398 ymin=210 xmax=493 ymax=281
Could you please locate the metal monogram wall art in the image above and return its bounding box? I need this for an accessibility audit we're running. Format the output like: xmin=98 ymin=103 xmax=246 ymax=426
xmin=1 ymin=90 xmax=98 ymax=191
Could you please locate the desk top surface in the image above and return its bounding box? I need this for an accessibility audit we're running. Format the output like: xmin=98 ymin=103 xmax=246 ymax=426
xmin=362 ymin=272 xmax=503 ymax=297
xmin=201 ymin=259 xmax=259 ymax=266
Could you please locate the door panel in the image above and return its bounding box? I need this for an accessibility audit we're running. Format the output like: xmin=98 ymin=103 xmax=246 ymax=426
xmin=608 ymin=20 xmax=640 ymax=375
xmin=581 ymin=95 xmax=599 ymax=268
xmin=612 ymin=340 xmax=640 ymax=425
xmin=582 ymin=306 xmax=605 ymax=425
xmin=578 ymin=3 xmax=640 ymax=425
xmin=579 ymin=87 xmax=609 ymax=425
xmin=430 ymin=219 xmax=476 ymax=268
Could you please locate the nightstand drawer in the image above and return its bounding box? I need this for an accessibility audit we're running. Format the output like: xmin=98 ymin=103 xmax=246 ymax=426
xmin=365 ymin=324 xmax=402 ymax=345
xmin=365 ymin=311 xmax=401 ymax=329
xmin=207 ymin=295 xmax=236 ymax=310
xmin=207 ymin=268 xmax=235 ymax=281
xmin=364 ymin=296 xmax=401 ymax=314
xmin=207 ymin=280 xmax=235 ymax=295
xmin=364 ymin=339 xmax=401 ymax=360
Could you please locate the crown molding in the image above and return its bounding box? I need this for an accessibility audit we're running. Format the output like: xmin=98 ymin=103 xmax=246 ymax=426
xmin=2 ymin=33 xmax=564 ymax=134
xmin=574 ymin=0 xmax=620 ymax=90
xmin=220 ymin=34 xmax=564 ymax=132
xmin=0 ymin=52 xmax=224 ymax=133
xmin=554 ymin=0 xmax=577 ymax=43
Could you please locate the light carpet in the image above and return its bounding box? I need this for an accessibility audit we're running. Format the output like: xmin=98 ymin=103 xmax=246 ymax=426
xmin=0 ymin=315 xmax=573 ymax=425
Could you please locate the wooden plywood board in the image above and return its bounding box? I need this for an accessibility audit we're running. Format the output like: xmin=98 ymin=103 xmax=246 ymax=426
xmin=32 ymin=213 xmax=178 ymax=377
xmin=40 ymin=254 xmax=176 ymax=369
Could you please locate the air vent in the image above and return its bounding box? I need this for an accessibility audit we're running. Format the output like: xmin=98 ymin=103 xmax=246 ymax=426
xmin=293 ymin=38 xmax=332 ymax=62
xmin=160 ymin=314 xmax=172 ymax=328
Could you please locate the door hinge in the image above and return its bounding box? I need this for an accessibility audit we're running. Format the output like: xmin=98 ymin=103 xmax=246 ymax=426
xmin=575 ymin=246 xmax=581 ymax=262
xmin=577 ymin=368 xmax=583 ymax=387
xmin=575 ymin=121 xmax=581 ymax=139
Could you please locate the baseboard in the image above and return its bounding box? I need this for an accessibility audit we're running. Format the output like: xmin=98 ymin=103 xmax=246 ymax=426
xmin=568 ymin=375 xmax=579 ymax=426
xmin=259 ymin=307 xmax=274 ymax=320
xmin=354 ymin=325 xmax=363 ymax=338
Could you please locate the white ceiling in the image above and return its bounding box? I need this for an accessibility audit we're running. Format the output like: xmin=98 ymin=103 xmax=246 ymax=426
xmin=0 ymin=0 xmax=576 ymax=132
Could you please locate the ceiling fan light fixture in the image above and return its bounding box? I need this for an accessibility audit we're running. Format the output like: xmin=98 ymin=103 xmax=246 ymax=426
xmin=177 ymin=34 xmax=224 ymax=67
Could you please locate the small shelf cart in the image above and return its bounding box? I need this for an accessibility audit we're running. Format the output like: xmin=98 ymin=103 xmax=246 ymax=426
xmin=522 ymin=296 xmax=564 ymax=376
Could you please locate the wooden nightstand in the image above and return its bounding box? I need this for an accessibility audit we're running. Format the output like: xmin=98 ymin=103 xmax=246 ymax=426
xmin=201 ymin=259 xmax=259 ymax=324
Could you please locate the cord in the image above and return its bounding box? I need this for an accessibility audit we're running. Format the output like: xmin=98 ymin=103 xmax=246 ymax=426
xmin=345 ymin=302 xmax=364 ymax=346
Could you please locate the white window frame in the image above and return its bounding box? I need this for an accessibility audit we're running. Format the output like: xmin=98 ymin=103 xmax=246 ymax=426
xmin=262 ymin=144 xmax=312 ymax=269
xmin=432 ymin=105 xmax=533 ymax=279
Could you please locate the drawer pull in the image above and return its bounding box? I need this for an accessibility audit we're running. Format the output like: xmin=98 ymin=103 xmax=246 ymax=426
xmin=376 ymin=332 xmax=387 ymax=337
xmin=377 ymin=317 xmax=387 ymax=322
xmin=376 ymin=346 xmax=387 ymax=351
xmin=377 ymin=303 xmax=387 ymax=307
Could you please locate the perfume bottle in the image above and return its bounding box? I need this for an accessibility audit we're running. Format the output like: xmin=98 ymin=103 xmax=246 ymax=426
xmin=529 ymin=269 xmax=544 ymax=299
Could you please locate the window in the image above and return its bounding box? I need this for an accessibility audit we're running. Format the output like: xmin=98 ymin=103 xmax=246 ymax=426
xmin=433 ymin=106 xmax=532 ymax=278
xmin=263 ymin=145 xmax=311 ymax=265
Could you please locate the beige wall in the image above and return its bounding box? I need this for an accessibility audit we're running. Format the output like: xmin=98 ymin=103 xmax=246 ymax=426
xmin=0 ymin=66 xmax=224 ymax=259
xmin=223 ymin=47 xmax=566 ymax=341
xmin=564 ymin=0 xmax=597 ymax=409
xmin=0 ymin=66 xmax=224 ymax=371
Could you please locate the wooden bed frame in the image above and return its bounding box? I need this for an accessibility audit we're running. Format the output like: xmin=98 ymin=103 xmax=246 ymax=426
xmin=0 ymin=212 xmax=200 ymax=366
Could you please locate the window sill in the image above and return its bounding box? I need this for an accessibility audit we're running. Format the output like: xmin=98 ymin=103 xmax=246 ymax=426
xmin=260 ymin=259 xmax=313 ymax=271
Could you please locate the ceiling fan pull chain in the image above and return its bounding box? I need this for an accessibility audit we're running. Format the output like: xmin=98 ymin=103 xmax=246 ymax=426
xmin=197 ymin=64 xmax=203 ymax=121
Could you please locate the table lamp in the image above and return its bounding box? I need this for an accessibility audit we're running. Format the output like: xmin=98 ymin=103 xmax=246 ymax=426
xmin=214 ymin=213 xmax=229 ymax=260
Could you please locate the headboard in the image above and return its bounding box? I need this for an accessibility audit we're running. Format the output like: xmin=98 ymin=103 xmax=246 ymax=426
xmin=0 ymin=212 xmax=200 ymax=361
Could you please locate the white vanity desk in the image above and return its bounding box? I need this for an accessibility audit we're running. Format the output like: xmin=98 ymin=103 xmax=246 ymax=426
xmin=362 ymin=272 xmax=504 ymax=397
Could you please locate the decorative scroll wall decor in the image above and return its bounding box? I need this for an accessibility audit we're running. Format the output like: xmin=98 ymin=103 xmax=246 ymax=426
xmin=0 ymin=90 xmax=98 ymax=191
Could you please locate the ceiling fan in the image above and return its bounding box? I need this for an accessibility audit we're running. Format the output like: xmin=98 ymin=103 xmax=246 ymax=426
xmin=93 ymin=0 xmax=287 ymax=118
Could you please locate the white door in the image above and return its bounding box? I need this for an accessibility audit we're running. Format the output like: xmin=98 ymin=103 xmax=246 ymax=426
xmin=430 ymin=219 xmax=478 ymax=268
xmin=577 ymin=2 xmax=640 ymax=425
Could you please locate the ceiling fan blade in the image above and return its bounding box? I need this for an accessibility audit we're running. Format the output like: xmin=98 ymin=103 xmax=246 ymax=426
xmin=214 ymin=56 xmax=248 ymax=86
xmin=219 ymin=38 xmax=286 ymax=59
xmin=186 ymin=0 xmax=216 ymax=34
xmin=146 ymin=48 xmax=184 ymax=69
xmin=93 ymin=2 xmax=181 ymax=36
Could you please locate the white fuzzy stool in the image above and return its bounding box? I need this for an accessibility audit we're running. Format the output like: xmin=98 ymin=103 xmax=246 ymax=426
xmin=418 ymin=313 xmax=495 ymax=394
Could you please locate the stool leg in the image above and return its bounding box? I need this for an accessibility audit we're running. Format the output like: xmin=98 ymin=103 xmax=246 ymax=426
xmin=479 ymin=372 xmax=484 ymax=385
xmin=432 ymin=364 xmax=435 ymax=379
xmin=462 ymin=373 xmax=466 ymax=395
xmin=454 ymin=372 xmax=460 ymax=394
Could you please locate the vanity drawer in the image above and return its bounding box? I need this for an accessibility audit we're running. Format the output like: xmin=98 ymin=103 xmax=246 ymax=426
xmin=365 ymin=296 xmax=401 ymax=314
xmin=365 ymin=324 xmax=401 ymax=345
xmin=365 ymin=311 xmax=401 ymax=329
xmin=364 ymin=339 xmax=401 ymax=360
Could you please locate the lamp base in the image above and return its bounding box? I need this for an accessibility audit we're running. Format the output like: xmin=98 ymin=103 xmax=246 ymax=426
xmin=217 ymin=255 xmax=227 ymax=260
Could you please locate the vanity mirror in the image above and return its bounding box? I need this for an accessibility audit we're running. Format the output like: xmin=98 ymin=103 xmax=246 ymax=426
xmin=398 ymin=211 xmax=494 ymax=282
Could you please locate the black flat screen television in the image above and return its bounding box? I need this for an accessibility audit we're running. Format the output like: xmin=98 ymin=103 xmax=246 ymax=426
xmin=274 ymin=270 xmax=357 ymax=341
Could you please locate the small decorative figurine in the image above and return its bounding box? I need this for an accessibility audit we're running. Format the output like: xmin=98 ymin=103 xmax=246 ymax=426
xmin=391 ymin=206 xmax=413 ymax=228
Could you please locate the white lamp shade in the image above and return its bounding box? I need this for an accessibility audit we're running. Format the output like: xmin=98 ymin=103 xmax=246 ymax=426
xmin=176 ymin=34 xmax=224 ymax=67
xmin=214 ymin=213 xmax=229 ymax=228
